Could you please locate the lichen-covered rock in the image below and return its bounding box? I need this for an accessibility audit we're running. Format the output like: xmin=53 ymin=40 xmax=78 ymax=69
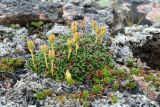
xmin=0 ymin=26 xmax=28 ymax=57
xmin=0 ymin=0 xmax=63 ymax=24
xmin=110 ymin=25 xmax=160 ymax=63
xmin=46 ymin=24 xmax=71 ymax=36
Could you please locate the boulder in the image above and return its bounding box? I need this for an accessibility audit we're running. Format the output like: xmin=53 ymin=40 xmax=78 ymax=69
xmin=0 ymin=0 xmax=63 ymax=25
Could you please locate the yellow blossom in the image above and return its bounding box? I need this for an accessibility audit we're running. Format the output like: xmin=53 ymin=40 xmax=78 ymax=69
xmin=73 ymin=32 xmax=81 ymax=42
xmin=40 ymin=44 xmax=48 ymax=55
xmin=48 ymin=33 xmax=56 ymax=43
xmin=91 ymin=20 xmax=97 ymax=30
xmin=27 ymin=40 xmax=35 ymax=51
xmin=65 ymin=70 xmax=72 ymax=82
xmin=71 ymin=21 xmax=78 ymax=33
xmin=48 ymin=50 xmax=55 ymax=60
xmin=40 ymin=44 xmax=49 ymax=69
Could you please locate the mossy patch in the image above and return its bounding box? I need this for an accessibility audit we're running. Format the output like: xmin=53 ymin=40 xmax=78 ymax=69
xmin=0 ymin=57 xmax=25 ymax=72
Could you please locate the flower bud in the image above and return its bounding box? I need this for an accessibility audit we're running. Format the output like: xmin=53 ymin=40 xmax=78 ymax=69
xmin=40 ymin=44 xmax=48 ymax=54
xmin=65 ymin=70 xmax=72 ymax=82
xmin=27 ymin=40 xmax=35 ymax=51
xmin=71 ymin=21 xmax=78 ymax=33
xmin=91 ymin=20 xmax=97 ymax=30
xmin=48 ymin=50 xmax=55 ymax=60
xmin=48 ymin=33 xmax=55 ymax=43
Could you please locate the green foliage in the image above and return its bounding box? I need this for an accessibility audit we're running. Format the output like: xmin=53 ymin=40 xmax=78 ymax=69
xmin=0 ymin=57 xmax=25 ymax=72
xmin=82 ymin=101 xmax=90 ymax=107
xmin=35 ymin=92 xmax=46 ymax=100
xmin=145 ymin=73 xmax=156 ymax=82
xmin=111 ymin=95 xmax=118 ymax=104
xmin=27 ymin=35 xmax=111 ymax=82
xmin=10 ymin=24 xmax=20 ymax=29
xmin=81 ymin=90 xmax=89 ymax=100
xmin=131 ymin=67 xmax=141 ymax=76
xmin=125 ymin=80 xmax=137 ymax=90
xmin=35 ymin=89 xmax=52 ymax=100
xmin=31 ymin=21 xmax=44 ymax=30
xmin=91 ymin=84 xmax=103 ymax=94
xmin=112 ymin=69 xmax=128 ymax=80
xmin=113 ymin=82 xmax=119 ymax=91
xmin=127 ymin=58 xmax=134 ymax=67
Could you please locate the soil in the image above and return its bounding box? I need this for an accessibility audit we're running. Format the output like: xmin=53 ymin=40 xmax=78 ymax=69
xmin=133 ymin=33 xmax=160 ymax=70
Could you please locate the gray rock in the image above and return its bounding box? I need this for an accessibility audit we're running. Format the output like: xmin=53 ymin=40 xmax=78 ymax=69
xmin=0 ymin=0 xmax=62 ymax=24
xmin=111 ymin=25 xmax=160 ymax=63
xmin=46 ymin=24 xmax=71 ymax=36
xmin=63 ymin=3 xmax=83 ymax=21
xmin=0 ymin=26 xmax=28 ymax=56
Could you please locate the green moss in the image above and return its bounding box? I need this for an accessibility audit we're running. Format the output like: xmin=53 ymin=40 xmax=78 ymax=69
xmin=125 ymin=80 xmax=137 ymax=90
xmin=81 ymin=90 xmax=89 ymax=100
xmin=91 ymin=84 xmax=103 ymax=94
xmin=113 ymin=82 xmax=119 ymax=91
xmin=35 ymin=89 xmax=53 ymax=100
xmin=0 ymin=57 xmax=25 ymax=72
xmin=111 ymin=95 xmax=118 ymax=104
xmin=131 ymin=67 xmax=141 ymax=76
xmin=145 ymin=73 xmax=156 ymax=82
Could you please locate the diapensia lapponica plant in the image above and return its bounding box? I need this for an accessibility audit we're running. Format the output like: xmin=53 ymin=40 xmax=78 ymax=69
xmin=27 ymin=20 xmax=110 ymax=83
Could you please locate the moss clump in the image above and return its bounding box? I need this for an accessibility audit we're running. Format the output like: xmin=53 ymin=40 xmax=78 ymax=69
xmin=35 ymin=89 xmax=53 ymax=100
xmin=27 ymin=35 xmax=111 ymax=82
xmin=0 ymin=57 xmax=25 ymax=72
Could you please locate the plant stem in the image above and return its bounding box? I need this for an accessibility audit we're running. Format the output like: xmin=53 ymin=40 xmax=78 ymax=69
xmin=100 ymin=36 xmax=103 ymax=44
xmin=44 ymin=54 xmax=49 ymax=69
xmin=76 ymin=42 xmax=79 ymax=56
xmin=95 ymin=34 xmax=98 ymax=44
xmin=68 ymin=47 xmax=72 ymax=60
xmin=51 ymin=60 xmax=54 ymax=77
xmin=51 ymin=43 xmax=54 ymax=51
xmin=31 ymin=51 xmax=37 ymax=71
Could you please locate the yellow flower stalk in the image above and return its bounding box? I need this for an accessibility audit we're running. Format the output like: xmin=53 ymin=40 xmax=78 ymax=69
xmin=73 ymin=32 xmax=80 ymax=55
xmin=48 ymin=33 xmax=55 ymax=50
xmin=80 ymin=20 xmax=85 ymax=35
xmin=67 ymin=39 xmax=73 ymax=59
xmin=67 ymin=38 xmax=73 ymax=47
xmin=65 ymin=70 xmax=74 ymax=85
xmin=95 ymin=26 xmax=101 ymax=44
xmin=40 ymin=44 xmax=49 ymax=69
xmin=71 ymin=21 xmax=78 ymax=33
xmin=91 ymin=20 xmax=97 ymax=33
xmin=100 ymin=26 xmax=107 ymax=44
xmin=48 ymin=50 xmax=55 ymax=77
xmin=73 ymin=32 xmax=80 ymax=43
xmin=27 ymin=40 xmax=37 ymax=70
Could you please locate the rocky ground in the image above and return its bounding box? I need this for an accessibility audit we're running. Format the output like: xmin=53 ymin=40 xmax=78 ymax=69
xmin=0 ymin=0 xmax=160 ymax=107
